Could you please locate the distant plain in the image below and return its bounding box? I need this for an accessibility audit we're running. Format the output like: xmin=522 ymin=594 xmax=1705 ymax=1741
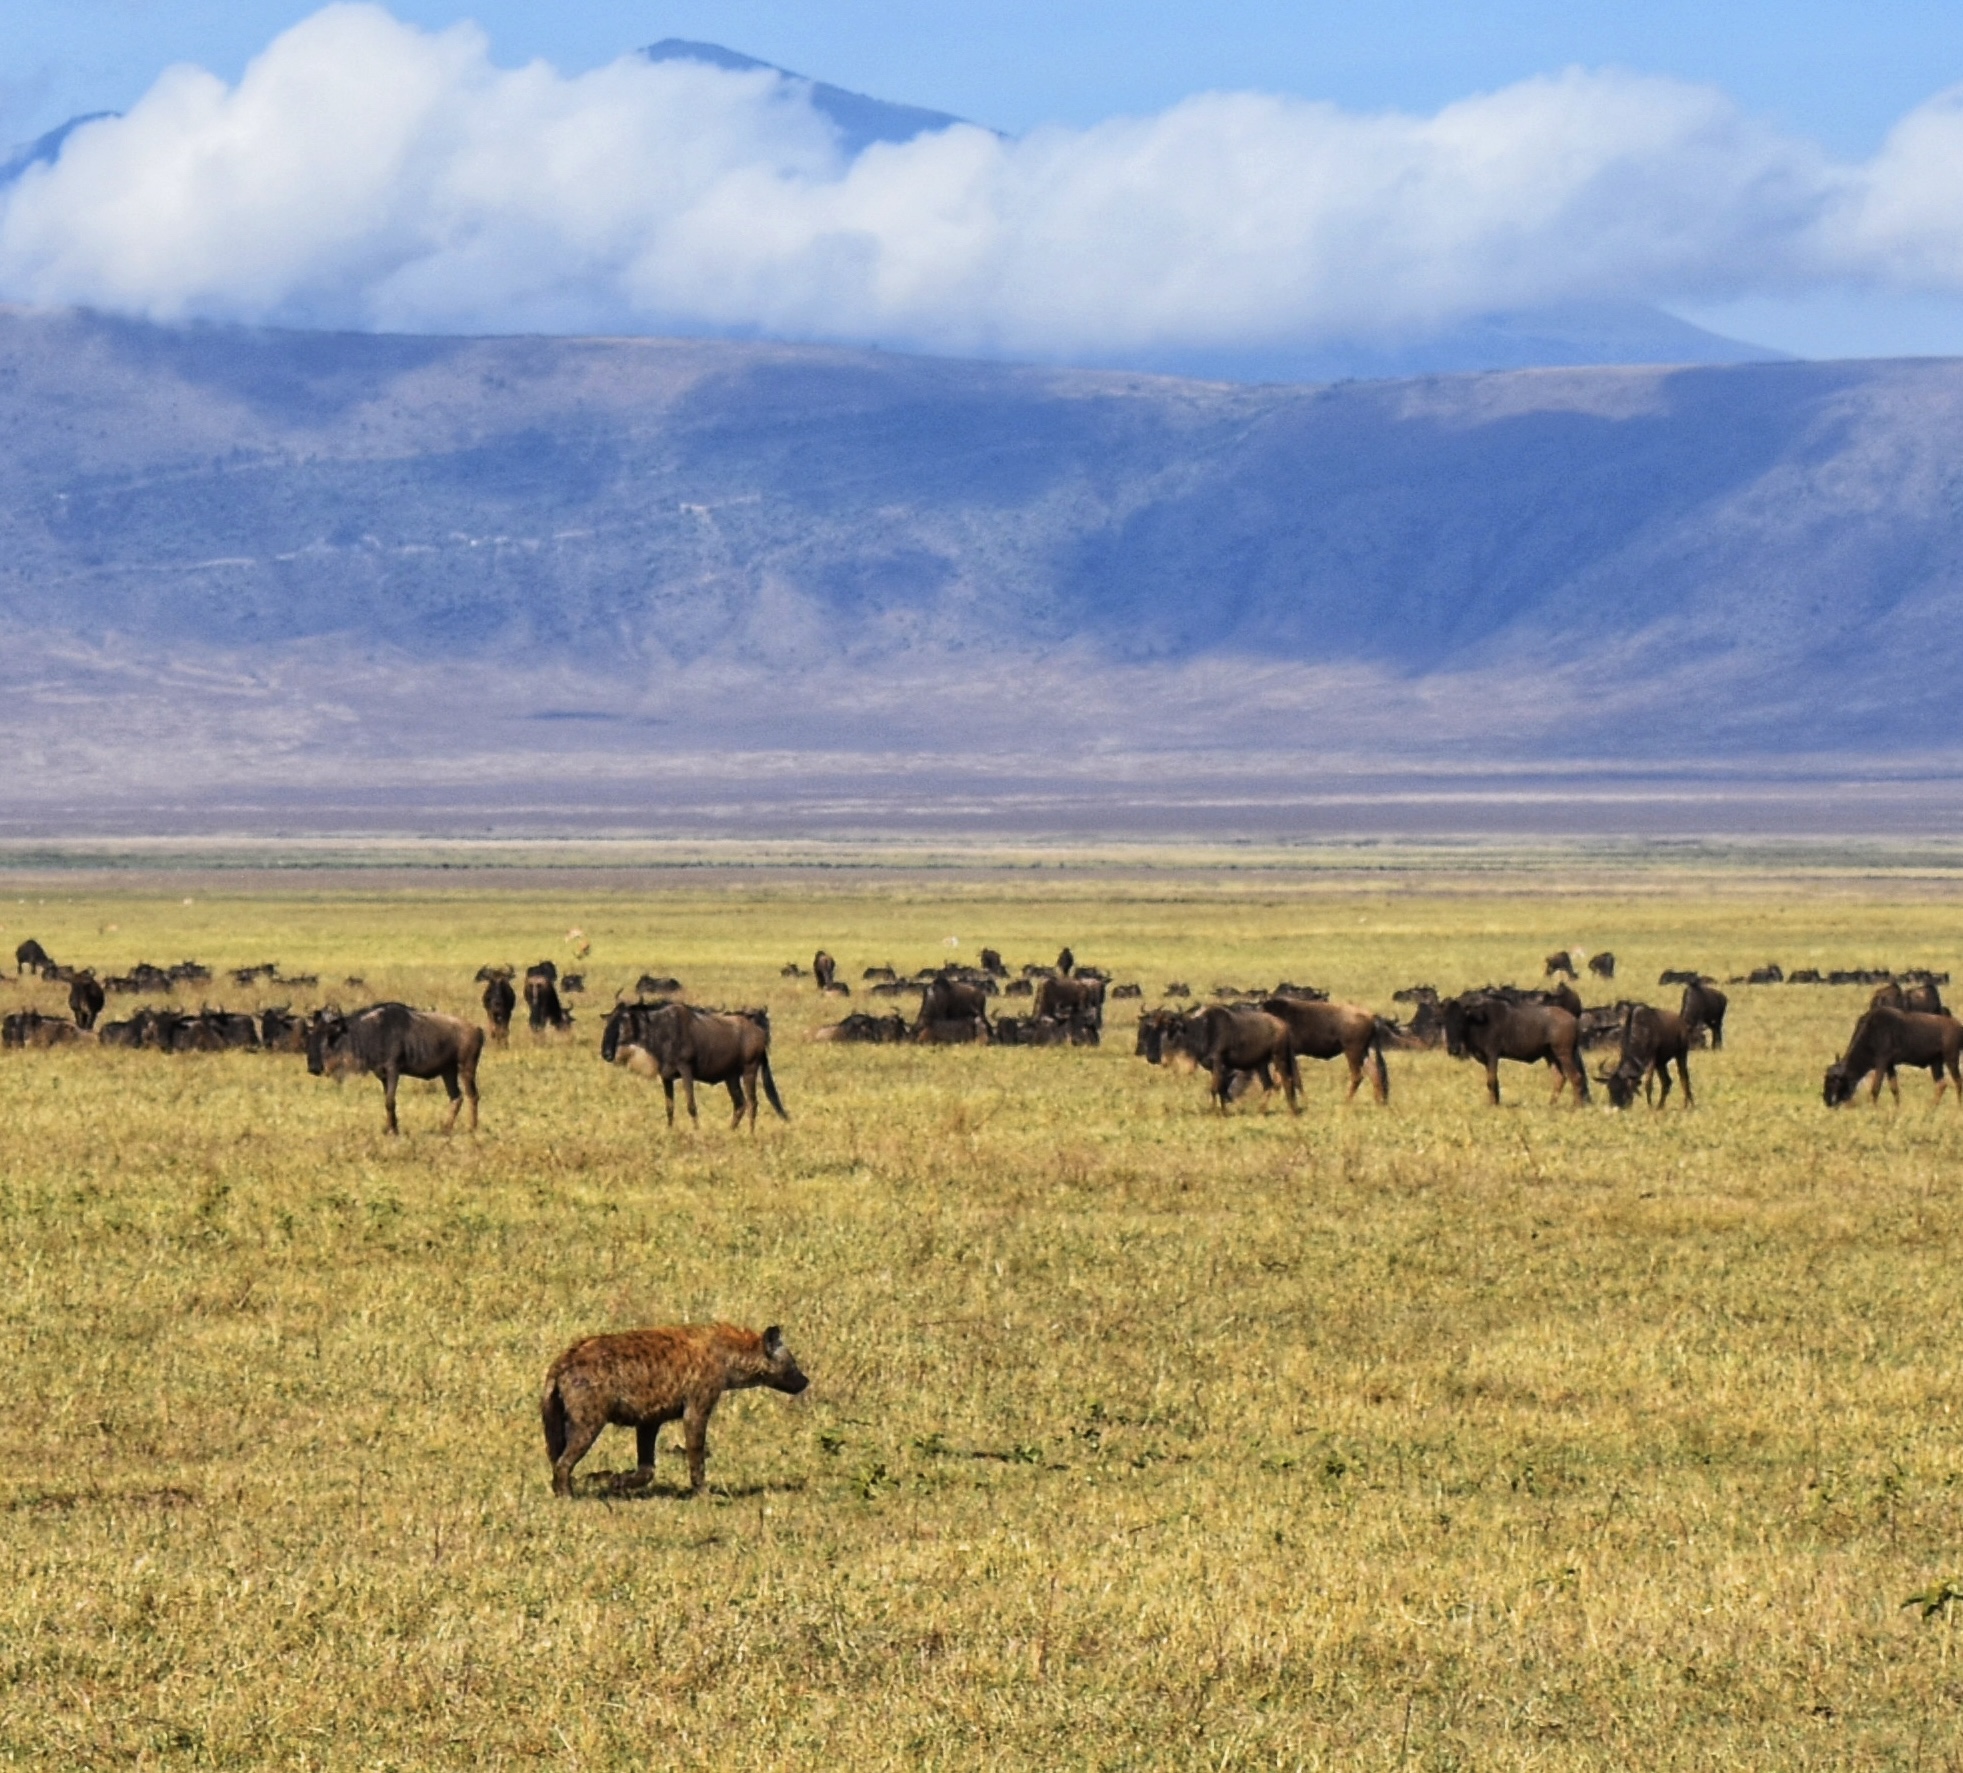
xmin=3 ymin=844 xmax=1961 ymax=1769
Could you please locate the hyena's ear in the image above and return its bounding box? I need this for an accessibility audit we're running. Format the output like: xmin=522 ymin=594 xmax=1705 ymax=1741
xmin=763 ymin=1325 xmax=785 ymax=1355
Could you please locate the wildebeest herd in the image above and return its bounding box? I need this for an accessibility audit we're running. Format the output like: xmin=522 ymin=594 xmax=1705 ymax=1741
xmin=6 ymin=934 xmax=1958 ymax=1126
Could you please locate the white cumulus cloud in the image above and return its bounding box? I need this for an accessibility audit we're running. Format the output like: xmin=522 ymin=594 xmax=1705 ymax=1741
xmin=3 ymin=2 xmax=1963 ymax=353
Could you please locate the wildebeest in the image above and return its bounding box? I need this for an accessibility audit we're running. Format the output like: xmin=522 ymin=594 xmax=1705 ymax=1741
xmin=482 ymin=974 xmax=517 ymax=1042
xmin=1183 ymin=1005 xmax=1299 ymax=1114
xmin=1658 ymin=968 xmax=1703 ymax=986
xmin=1588 ymin=951 xmax=1616 ymax=980
xmin=1003 ymin=978 xmax=1034 ymax=997
xmin=259 ymin=1006 xmax=311 ymax=1052
xmin=813 ymin=950 xmax=836 ymax=990
xmin=1111 ymin=982 xmax=1142 ymax=999
xmin=1056 ymin=946 xmax=1075 ymax=977
xmin=635 ymin=973 xmax=683 ymax=995
xmin=979 ymin=948 xmax=1005 ymax=976
xmin=1442 ymin=994 xmax=1589 ymax=1106
xmin=916 ymin=1015 xmax=991 ymax=1044
xmin=1034 ymin=974 xmax=1105 ymax=1029
xmin=67 ymin=971 xmax=105 ymax=1031
xmin=527 ymin=959 xmax=558 ymax=986
xmin=1544 ymin=949 xmax=1578 ymax=979
xmin=917 ymin=974 xmax=990 ymax=1036
xmin=1601 ymin=1006 xmax=1693 ymax=1109
xmin=561 ymin=974 xmax=584 ymax=995
xmin=1871 ymin=978 xmax=1946 ymax=1016
xmin=1745 ymin=964 xmax=1785 ymax=985
xmin=862 ymin=965 xmax=897 ymax=982
xmin=604 ymin=1001 xmax=786 ymax=1130
xmin=14 ymin=939 xmax=51 ymax=977
xmin=1824 ymin=1007 xmax=1963 ymax=1107
xmin=473 ymin=964 xmax=510 ymax=984
xmin=525 ymin=970 xmax=571 ymax=1035
xmin=995 ymin=1013 xmax=1098 ymax=1046
xmin=811 ymin=1012 xmax=911 ymax=1044
xmin=307 ymin=1003 xmax=483 ymax=1134
xmin=2 ymin=1008 xmax=89 ymax=1048
xmin=1259 ymin=997 xmax=1390 ymax=1104
xmin=1680 ymin=980 xmax=1728 ymax=1049
xmin=541 ymin=1322 xmax=808 ymax=1497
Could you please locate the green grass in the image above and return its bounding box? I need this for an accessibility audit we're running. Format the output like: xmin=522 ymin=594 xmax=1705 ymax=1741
xmin=2 ymin=859 xmax=1962 ymax=1768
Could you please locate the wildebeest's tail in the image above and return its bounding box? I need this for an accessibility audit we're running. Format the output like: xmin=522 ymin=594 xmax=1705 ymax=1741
xmin=759 ymin=1054 xmax=789 ymax=1120
xmin=1369 ymin=1022 xmax=1391 ymax=1103
xmin=541 ymin=1376 xmax=568 ymax=1464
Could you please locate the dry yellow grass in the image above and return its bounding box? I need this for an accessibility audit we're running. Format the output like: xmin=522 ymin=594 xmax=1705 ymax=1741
xmin=1 ymin=850 xmax=1961 ymax=1768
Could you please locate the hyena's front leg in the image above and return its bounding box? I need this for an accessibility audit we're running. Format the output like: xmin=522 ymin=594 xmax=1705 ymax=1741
xmin=636 ymin=1421 xmax=661 ymax=1481
xmin=682 ymin=1397 xmax=714 ymax=1493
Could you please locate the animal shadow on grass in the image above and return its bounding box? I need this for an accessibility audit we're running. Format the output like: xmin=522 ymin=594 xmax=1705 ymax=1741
xmin=578 ymin=1468 xmax=808 ymax=1502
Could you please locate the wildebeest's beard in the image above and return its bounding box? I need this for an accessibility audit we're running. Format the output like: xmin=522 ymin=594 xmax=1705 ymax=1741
xmin=306 ymin=1013 xmax=346 ymax=1076
xmin=1823 ymin=1062 xmax=1854 ymax=1107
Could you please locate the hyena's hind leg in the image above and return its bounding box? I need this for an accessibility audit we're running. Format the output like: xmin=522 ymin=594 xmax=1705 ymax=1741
xmin=551 ymin=1411 xmax=606 ymax=1497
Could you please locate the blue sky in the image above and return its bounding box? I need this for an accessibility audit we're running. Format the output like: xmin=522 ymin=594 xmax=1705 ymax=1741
xmin=6 ymin=2 xmax=1963 ymax=357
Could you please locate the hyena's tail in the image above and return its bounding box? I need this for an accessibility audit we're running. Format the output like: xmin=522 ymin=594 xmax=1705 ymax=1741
xmin=760 ymin=1054 xmax=789 ymax=1120
xmin=541 ymin=1376 xmax=569 ymax=1465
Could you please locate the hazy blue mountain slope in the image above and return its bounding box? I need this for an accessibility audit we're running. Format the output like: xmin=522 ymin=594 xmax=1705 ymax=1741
xmin=1 ymin=306 xmax=1960 ymax=809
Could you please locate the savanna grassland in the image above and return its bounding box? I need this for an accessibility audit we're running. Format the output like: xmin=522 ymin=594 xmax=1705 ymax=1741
xmin=3 ymin=844 xmax=1963 ymax=1770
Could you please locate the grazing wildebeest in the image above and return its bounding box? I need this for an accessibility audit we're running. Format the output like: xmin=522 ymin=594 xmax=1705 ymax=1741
xmin=1872 ymin=978 xmax=1946 ymax=1016
xmin=1260 ymin=997 xmax=1390 ymax=1103
xmin=1601 ymin=1006 xmax=1693 ymax=1109
xmin=67 ymin=971 xmax=105 ymax=1031
xmin=482 ymin=975 xmax=517 ymax=1042
xmin=1588 ymin=951 xmax=1616 ymax=980
xmin=1680 ymin=980 xmax=1728 ymax=1049
xmin=811 ymin=1012 xmax=910 ymax=1044
xmin=979 ymin=948 xmax=1005 ymax=977
xmin=1034 ymin=974 xmax=1105 ymax=1029
xmin=1184 ymin=1005 xmax=1299 ymax=1114
xmin=917 ymin=975 xmax=990 ymax=1036
xmin=14 ymin=939 xmax=50 ymax=977
xmin=1824 ymin=1007 xmax=1963 ymax=1107
xmin=307 ymin=1003 xmax=483 ymax=1135
xmin=1442 ymin=994 xmax=1589 ymax=1106
xmin=541 ymin=1322 xmax=808 ymax=1497
xmin=1544 ymin=950 xmax=1578 ymax=979
xmin=526 ymin=971 xmax=571 ymax=1035
xmin=1056 ymin=946 xmax=1075 ymax=977
xmin=812 ymin=950 xmax=836 ymax=990
xmin=606 ymin=1002 xmax=786 ymax=1130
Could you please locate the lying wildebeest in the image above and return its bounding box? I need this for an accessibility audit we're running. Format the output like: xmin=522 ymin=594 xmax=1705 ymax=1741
xmin=917 ymin=1015 xmax=990 ymax=1044
xmin=1588 ymin=951 xmax=1616 ymax=980
xmin=1544 ymin=949 xmax=1578 ymax=979
xmin=1184 ymin=1005 xmax=1299 ymax=1114
xmin=170 ymin=961 xmax=211 ymax=984
xmin=1270 ymin=981 xmax=1328 ymax=1002
xmin=67 ymin=971 xmax=105 ymax=1031
xmin=871 ymin=980 xmax=917 ymax=998
xmin=561 ymin=974 xmax=584 ymax=995
xmin=1680 ymin=979 xmax=1728 ymax=1049
xmin=526 ymin=972 xmax=571 ymax=1035
xmin=167 ymin=1008 xmax=259 ymax=1052
xmin=635 ymin=973 xmax=683 ymax=996
xmin=1658 ymin=968 xmax=1703 ymax=986
xmin=1824 ymin=1006 xmax=1963 ymax=1107
xmin=994 ymin=1013 xmax=1098 ymax=1046
xmin=1035 ymin=974 xmax=1105 ymax=1028
xmin=1164 ymin=982 xmax=1192 ymax=998
xmin=917 ymin=974 xmax=989 ymax=1036
xmin=1746 ymin=964 xmax=1785 ymax=985
xmin=1003 ymin=978 xmax=1034 ymax=997
xmin=1259 ymin=996 xmax=1390 ymax=1103
xmin=474 ymin=963 xmax=511 ymax=984
xmin=979 ymin=948 xmax=1005 ymax=976
xmin=14 ymin=938 xmax=50 ymax=977
xmin=259 ymin=1006 xmax=312 ymax=1052
xmin=1872 ymin=978 xmax=1946 ymax=1016
xmin=604 ymin=1001 xmax=786 ymax=1130
xmin=1442 ymin=994 xmax=1589 ymax=1107
xmin=2 ymin=1008 xmax=89 ymax=1048
xmin=541 ymin=1322 xmax=808 ymax=1497
xmin=781 ymin=961 xmax=805 ymax=978
xmin=1601 ymin=1006 xmax=1693 ymax=1109
xmin=811 ymin=1012 xmax=910 ymax=1044
xmin=307 ymin=1003 xmax=483 ymax=1134
xmin=813 ymin=950 xmax=836 ymax=990
xmin=1787 ymin=968 xmax=1823 ymax=984
xmin=1111 ymin=982 xmax=1142 ymax=999
xmin=862 ymin=965 xmax=897 ymax=982
xmin=482 ymin=974 xmax=517 ymax=1041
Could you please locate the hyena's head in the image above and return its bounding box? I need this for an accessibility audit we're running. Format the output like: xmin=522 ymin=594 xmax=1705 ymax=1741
xmin=760 ymin=1326 xmax=809 ymax=1395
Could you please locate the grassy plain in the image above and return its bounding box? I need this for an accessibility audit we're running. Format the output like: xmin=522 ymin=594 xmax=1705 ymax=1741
xmin=2 ymin=846 xmax=1963 ymax=1769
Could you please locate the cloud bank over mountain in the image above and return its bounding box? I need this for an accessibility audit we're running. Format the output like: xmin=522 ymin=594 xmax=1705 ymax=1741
xmin=7 ymin=5 xmax=1963 ymax=360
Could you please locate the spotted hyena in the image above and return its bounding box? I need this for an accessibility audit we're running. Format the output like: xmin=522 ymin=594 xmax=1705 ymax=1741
xmin=540 ymin=1322 xmax=808 ymax=1496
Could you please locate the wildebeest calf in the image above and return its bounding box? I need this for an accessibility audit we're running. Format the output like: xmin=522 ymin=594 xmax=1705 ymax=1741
xmin=541 ymin=1322 xmax=808 ymax=1495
